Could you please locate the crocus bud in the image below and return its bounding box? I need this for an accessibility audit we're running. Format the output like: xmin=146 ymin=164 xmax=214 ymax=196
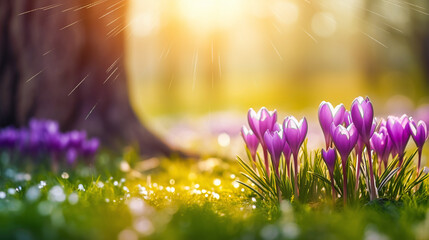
xmin=264 ymin=130 xmax=286 ymax=175
xmin=409 ymin=118 xmax=428 ymax=149
xmin=241 ymin=126 xmax=260 ymax=160
xmin=322 ymin=148 xmax=336 ymax=174
xmin=386 ymin=115 xmax=411 ymax=159
xmin=351 ymin=96 xmax=374 ymax=144
xmin=318 ymin=101 xmax=346 ymax=148
xmin=330 ymin=123 xmax=358 ymax=159
xmin=283 ymin=116 xmax=308 ymax=157
xmin=81 ymin=138 xmax=100 ymax=158
xmin=409 ymin=118 xmax=428 ymax=172
xmin=247 ymin=107 xmax=277 ymax=145
xmin=67 ymin=131 xmax=87 ymax=148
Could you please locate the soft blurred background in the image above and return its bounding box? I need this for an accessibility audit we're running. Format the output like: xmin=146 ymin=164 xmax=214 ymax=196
xmin=126 ymin=0 xmax=429 ymax=156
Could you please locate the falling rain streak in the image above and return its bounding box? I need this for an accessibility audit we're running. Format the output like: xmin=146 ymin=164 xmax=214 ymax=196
xmin=26 ymin=69 xmax=45 ymax=83
xmin=60 ymin=20 xmax=81 ymax=31
xmin=85 ymin=102 xmax=99 ymax=120
xmin=104 ymin=67 xmax=119 ymax=84
xmin=270 ymin=41 xmax=283 ymax=62
xmin=361 ymin=31 xmax=388 ymax=48
xmin=68 ymin=74 xmax=90 ymax=96
xmin=192 ymin=49 xmax=199 ymax=91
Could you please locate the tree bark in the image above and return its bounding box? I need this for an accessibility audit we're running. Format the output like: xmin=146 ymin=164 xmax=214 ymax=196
xmin=0 ymin=0 xmax=173 ymax=157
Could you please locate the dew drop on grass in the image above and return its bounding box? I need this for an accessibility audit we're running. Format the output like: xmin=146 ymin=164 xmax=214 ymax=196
xmin=61 ymin=172 xmax=69 ymax=179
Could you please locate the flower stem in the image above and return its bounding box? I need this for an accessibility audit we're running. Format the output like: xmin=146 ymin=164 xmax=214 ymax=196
xmin=366 ymin=145 xmax=378 ymax=201
xmin=418 ymin=148 xmax=422 ymax=174
xmin=355 ymin=151 xmax=362 ymax=194
xmin=293 ymin=154 xmax=299 ymax=198
xmin=263 ymin=148 xmax=270 ymax=176
xmin=329 ymin=171 xmax=336 ymax=204
xmin=341 ymin=155 xmax=347 ymax=206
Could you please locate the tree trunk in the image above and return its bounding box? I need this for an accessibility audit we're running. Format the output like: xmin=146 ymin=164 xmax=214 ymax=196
xmin=0 ymin=0 xmax=173 ymax=157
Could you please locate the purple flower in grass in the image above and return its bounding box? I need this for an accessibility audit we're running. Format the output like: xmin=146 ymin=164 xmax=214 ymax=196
xmin=81 ymin=138 xmax=100 ymax=162
xmin=409 ymin=118 xmax=428 ymax=173
xmin=284 ymin=116 xmax=308 ymax=197
xmin=66 ymin=148 xmax=78 ymax=165
xmin=248 ymin=108 xmax=277 ymax=143
xmin=322 ymin=148 xmax=336 ymax=175
xmin=241 ymin=126 xmax=260 ymax=161
xmin=67 ymin=131 xmax=87 ymax=148
xmin=264 ymin=130 xmax=285 ymax=177
xmin=284 ymin=117 xmax=308 ymax=157
xmin=322 ymin=148 xmax=337 ymax=201
xmin=330 ymin=123 xmax=358 ymax=205
xmin=248 ymin=107 xmax=277 ymax=174
xmin=370 ymin=130 xmax=391 ymax=175
xmin=351 ymin=96 xmax=375 ymax=144
xmin=386 ymin=115 xmax=411 ymax=167
xmin=318 ymin=101 xmax=346 ymax=148
xmin=351 ymin=96 xmax=378 ymax=201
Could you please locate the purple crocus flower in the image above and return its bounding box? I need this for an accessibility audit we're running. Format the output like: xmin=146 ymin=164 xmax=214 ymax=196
xmin=386 ymin=115 xmax=411 ymax=167
xmin=264 ymin=130 xmax=285 ymax=177
xmin=66 ymin=148 xmax=78 ymax=165
xmin=81 ymin=138 xmax=100 ymax=164
xmin=330 ymin=123 xmax=358 ymax=160
xmin=370 ymin=130 xmax=391 ymax=175
xmin=248 ymin=107 xmax=277 ymax=174
xmin=351 ymin=96 xmax=378 ymax=200
xmin=67 ymin=131 xmax=87 ymax=148
xmin=241 ymin=126 xmax=260 ymax=161
xmin=318 ymin=101 xmax=346 ymax=148
xmin=351 ymin=96 xmax=375 ymax=143
xmin=322 ymin=148 xmax=336 ymax=175
xmin=409 ymin=118 xmax=428 ymax=173
xmin=322 ymin=147 xmax=337 ymax=200
xmin=284 ymin=117 xmax=308 ymax=157
xmin=330 ymin=123 xmax=358 ymax=204
xmin=247 ymin=107 xmax=277 ymax=142
xmin=283 ymin=116 xmax=308 ymax=197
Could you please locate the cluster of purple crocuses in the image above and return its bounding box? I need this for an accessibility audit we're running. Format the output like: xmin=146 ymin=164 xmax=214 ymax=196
xmin=319 ymin=97 xmax=428 ymax=203
xmin=241 ymin=108 xmax=308 ymax=197
xmin=0 ymin=119 xmax=99 ymax=170
xmin=241 ymin=96 xmax=428 ymax=203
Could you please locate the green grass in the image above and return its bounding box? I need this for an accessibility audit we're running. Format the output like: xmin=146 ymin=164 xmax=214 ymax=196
xmin=1 ymin=150 xmax=429 ymax=240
